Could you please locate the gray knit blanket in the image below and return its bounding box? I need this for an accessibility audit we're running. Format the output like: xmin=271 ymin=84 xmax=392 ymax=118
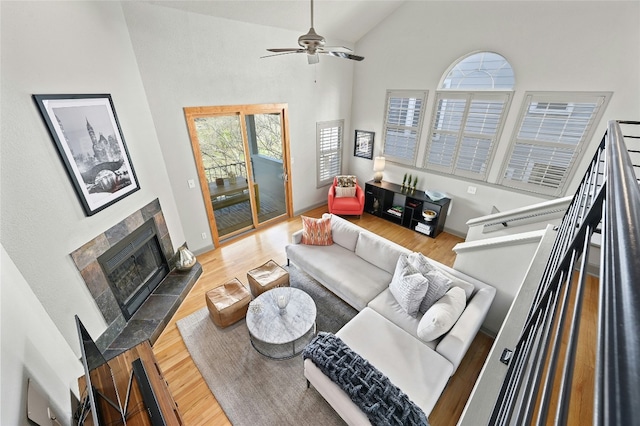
xmin=303 ymin=332 xmax=429 ymax=426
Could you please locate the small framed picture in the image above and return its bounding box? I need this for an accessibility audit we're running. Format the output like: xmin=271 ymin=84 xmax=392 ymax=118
xmin=354 ymin=130 xmax=375 ymax=159
xmin=33 ymin=94 xmax=140 ymax=216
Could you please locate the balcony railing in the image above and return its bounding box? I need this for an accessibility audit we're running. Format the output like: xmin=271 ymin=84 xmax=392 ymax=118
xmin=489 ymin=120 xmax=640 ymax=425
xmin=204 ymin=162 xmax=247 ymax=182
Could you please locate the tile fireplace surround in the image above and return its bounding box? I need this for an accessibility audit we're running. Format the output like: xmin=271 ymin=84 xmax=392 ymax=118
xmin=71 ymin=199 xmax=201 ymax=359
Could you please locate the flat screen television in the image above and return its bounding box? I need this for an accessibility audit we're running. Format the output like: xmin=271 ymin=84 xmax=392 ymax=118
xmin=75 ymin=315 xmax=126 ymax=426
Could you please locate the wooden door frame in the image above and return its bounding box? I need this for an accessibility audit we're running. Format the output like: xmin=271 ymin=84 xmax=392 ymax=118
xmin=184 ymin=103 xmax=293 ymax=248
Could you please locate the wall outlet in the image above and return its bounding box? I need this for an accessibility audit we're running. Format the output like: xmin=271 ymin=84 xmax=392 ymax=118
xmin=201 ymin=232 xmax=207 ymax=240
xmin=467 ymin=185 xmax=477 ymax=195
xmin=188 ymin=179 xmax=196 ymax=189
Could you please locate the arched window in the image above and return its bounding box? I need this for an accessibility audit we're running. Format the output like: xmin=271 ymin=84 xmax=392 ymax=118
xmin=424 ymin=52 xmax=514 ymax=180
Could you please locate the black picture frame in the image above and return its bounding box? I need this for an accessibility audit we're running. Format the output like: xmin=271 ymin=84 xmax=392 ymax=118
xmin=33 ymin=94 xmax=140 ymax=216
xmin=354 ymin=130 xmax=375 ymax=159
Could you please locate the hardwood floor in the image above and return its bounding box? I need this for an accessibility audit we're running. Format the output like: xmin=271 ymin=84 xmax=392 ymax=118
xmin=152 ymin=206 xmax=494 ymax=425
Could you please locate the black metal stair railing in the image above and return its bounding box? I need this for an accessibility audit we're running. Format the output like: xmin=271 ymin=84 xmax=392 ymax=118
xmin=488 ymin=120 xmax=640 ymax=425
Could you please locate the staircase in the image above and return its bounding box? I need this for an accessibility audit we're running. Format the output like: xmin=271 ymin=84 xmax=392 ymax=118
xmin=458 ymin=120 xmax=640 ymax=425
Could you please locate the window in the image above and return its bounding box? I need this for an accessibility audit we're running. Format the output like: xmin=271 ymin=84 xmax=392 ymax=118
xmin=424 ymin=52 xmax=513 ymax=180
xmin=501 ymin=92 xmax=611 ymax=196
xmin=316 ymin=120 xmax=344 ymax=187
xmin=382 ymin=90 xmax=427 ymax=165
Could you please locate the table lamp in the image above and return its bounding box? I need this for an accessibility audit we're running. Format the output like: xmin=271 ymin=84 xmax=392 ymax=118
xmin=373 ymin=156 xmax=385 ymax=182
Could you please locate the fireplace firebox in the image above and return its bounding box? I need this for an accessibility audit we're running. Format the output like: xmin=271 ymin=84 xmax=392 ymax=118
xmin=98 ymin=219 xmax=169 ymax=320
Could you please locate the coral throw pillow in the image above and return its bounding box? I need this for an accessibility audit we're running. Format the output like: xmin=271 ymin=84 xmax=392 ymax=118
xmin=301 ymin=216 xmax=333 ymax=246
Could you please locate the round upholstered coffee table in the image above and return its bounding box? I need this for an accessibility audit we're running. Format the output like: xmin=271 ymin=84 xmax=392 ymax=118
xmin=246 ymin=287 xmax=317 ymax=359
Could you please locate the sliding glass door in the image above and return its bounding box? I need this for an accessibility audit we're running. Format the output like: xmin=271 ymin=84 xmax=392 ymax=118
xmin=184 ymin=104 xmax=292 ymax=246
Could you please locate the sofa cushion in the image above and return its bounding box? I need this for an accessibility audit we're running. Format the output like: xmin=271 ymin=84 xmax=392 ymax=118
xmin=417 ymin=287 xmax=466 ymax=342
xmin=300 ymin=215 xmax=333 ymax=246
xmin=367 ymin=289 xmax=437 ymax=350
xmin=389 ymin=255 xmax=430 ymax=317
xmin=325 ymin=214 xmax=360 ymax=252
xmin=418 ymin=269 xmax=452 ymax=314
xmin=303 ymin=332 xmax=428 ymax=425
xmin=337 ymin=308 xmax=453 ymax=416
xmin=286 ymin=243 xmax=392 ymax=310
xmin=355 ymin=231 xmax=411 ymax=275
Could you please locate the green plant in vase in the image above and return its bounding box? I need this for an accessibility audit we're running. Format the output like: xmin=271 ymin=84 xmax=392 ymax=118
xmin=402 ymin=173 xmax=407 ymax=189
xmin=412 ymin=176 xmax=418 ymax=193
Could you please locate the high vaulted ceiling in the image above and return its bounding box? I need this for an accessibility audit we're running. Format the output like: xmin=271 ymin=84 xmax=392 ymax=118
xmin=147 ymin=0 xmax=406 ymax=43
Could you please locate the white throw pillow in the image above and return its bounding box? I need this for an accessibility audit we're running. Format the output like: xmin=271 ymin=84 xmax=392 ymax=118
xmin=407 ymin=252 xmax=435 ymax=275
xmin=389 ymin=255 xmax=430 ymax=317
xmin=417 ymin=287 xmax=466 ymax=342
xmin=418 ymin=269 xmax=452 ymax=314
xmin=335 ymin=186 xmax=356 ymax=198
xmin=409 ymin=252 xmax=474 ymax=301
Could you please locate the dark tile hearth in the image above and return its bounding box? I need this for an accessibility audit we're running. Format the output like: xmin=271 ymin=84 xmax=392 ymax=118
xmin=102 ymin=262 xmax=202 ymax=360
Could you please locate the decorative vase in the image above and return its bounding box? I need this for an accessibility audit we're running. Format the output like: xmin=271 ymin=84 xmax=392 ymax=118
xmin=276 ymin=294 xmax=290 ymax=314
xmin=175 ymin=245 xmax=196 ymax=271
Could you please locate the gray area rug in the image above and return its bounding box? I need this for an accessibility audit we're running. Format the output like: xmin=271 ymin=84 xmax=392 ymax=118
xmin=176 ymin=265 xmax=357 ymax=425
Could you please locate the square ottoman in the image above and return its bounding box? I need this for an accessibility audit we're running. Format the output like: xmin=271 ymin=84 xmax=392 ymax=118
xmin=247 ymin=260 xmax=289 ymax=297
xmin=205 ymin=278 xmax=251 ymax=328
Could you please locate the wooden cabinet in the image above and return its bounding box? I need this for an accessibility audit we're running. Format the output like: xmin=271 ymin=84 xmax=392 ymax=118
xmin=364 ymin=180 xmax=451 ymax=238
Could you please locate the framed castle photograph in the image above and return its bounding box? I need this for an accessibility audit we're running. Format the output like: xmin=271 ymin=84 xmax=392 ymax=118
xmin=33 ymin=94 xmax=140 ymax=216
xmin=354 ymin=130 xmax=374 ymax=159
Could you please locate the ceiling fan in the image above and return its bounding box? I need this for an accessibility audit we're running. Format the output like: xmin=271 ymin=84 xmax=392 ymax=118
xmin=262 ymin=0 xmax=364 ymax=64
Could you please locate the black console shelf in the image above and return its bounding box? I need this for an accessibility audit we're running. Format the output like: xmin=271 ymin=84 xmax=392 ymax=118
xmin=364 ymin=180 xmax=451 ymax=238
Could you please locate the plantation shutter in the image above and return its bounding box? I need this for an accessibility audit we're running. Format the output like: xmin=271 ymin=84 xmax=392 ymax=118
xmin=316 ymin=120 xmax=344 ymax=187
xmin=382 ymin=90 xmax=427 ymax=166
xmin=425 ymin=92 xmax=510 ymax=180
xmin=501 ymin=92 xmax=610 ymax=196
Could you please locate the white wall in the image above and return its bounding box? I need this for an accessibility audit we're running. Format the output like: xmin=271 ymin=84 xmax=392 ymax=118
xmin=121 ymin=2 xmax=356 ymax=253
xmin=0 ymin=1 xmax=184 ymax=351
xmin=1 ymin=245 xmax=82 ymax=426
xmin=348 ymin=1 xmax=640 ymax=236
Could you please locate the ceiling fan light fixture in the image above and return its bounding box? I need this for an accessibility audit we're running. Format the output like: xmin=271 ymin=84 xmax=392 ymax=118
xmin=263 ymin=0 xmax=364 ymax=64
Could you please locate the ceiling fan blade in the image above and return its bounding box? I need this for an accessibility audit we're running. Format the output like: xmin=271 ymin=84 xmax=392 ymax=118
xmin=267 ymin=48 xmax=305 ymax=53
xmin=261 ymin=51 xmax=304 ymax=59
xmin=322 ymin=51 xmax=365 ymax=61
xmin=321 ymin=46 xmax=353 ymax=52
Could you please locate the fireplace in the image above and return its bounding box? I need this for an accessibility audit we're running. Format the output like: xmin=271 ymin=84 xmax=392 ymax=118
xmin=71 ymin=199 xmax=201 ymax=354
xmin=98 ymin=219 xmax=169 ymax=320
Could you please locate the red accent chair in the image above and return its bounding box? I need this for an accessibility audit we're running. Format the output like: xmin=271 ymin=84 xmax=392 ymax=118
xmin=328 ymin=177 xmax=365 ymax=218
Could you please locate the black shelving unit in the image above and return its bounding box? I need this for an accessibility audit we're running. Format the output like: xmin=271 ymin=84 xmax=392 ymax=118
xmin=364 ymin=180 xmax=451 ymax=238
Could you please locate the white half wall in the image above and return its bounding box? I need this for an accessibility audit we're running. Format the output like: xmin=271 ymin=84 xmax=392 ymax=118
xmin=1 ymin=245 xmax=82 ymax=426
xmin=347 ymin=1 xmax=640 ymax=236
xmin=121 ymin=1 xmax=356 ymax=253
xmin=453 ymin=229 xmax=548 ymax=333
xmin=0 ymin=1 xmax=184 ymax=351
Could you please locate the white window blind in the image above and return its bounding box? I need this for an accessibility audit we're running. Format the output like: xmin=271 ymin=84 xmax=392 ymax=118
xmin=425 ymin=92 xmax=510 ymax=180
xmin=316 ymin=120 xmax=344 ymax=187
xmin=501 ymin=92 xmax=611 ymax=196
xmin=382 ymin=90 xmax=427 ymax=165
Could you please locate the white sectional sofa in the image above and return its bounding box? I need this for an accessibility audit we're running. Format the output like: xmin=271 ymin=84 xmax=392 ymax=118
xmin=285 ymin=214 xmax=496 ymax=424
